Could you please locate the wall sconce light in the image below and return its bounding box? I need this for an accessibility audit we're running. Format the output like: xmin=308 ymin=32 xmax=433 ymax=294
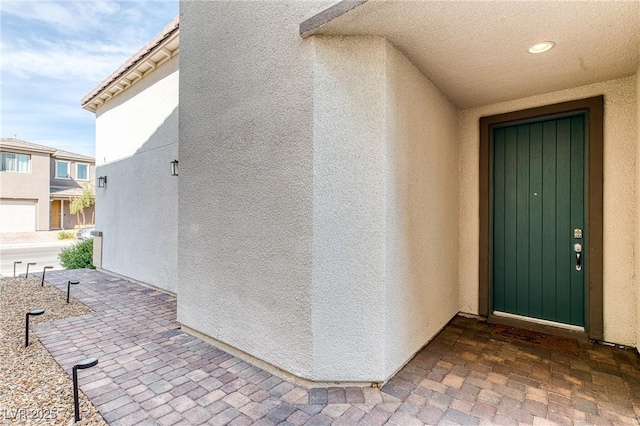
xmin=25 ymin=308 xmax=45 ymax=347
xmin=72 ymin=357 xmax=99 ymax=422
xmin=97 ymin=176 xmax=107 ymax=188
xmin=41 ymin=266 xmax=54 ymax=287
xmin=170 ymin=160 xmax=179 ymax=176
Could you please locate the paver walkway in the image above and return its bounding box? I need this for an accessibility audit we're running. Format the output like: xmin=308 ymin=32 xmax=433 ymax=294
xmin=34 ymin=269 xmax=640 ymax=425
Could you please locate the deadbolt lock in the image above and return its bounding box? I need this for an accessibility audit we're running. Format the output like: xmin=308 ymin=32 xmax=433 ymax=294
xmin=574 ymin=228 xmax=583 ymax=239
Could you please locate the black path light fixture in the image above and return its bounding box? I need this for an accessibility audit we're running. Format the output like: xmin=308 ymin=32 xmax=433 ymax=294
xmin=13 ymin=261 xmax=22 ymax=277
xmin=170 ymin=159 xmax=179 ymax=176
xmin=97 ymin=176 xmax=107 ymax=188
xmin=72 ymin=357 xmax=98 ymax=422
xmin=25 ymin=262 xmax=36 ymax=278
xmin=67 ymin=280 xmax=79 ymax=303
xmin=25 ymin=309 xmax=45 ymax=347
xmin=41 ymin=266 xmax=54 ymax=287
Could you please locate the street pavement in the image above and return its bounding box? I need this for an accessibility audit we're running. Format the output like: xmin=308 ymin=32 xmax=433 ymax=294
xmin=0 ymin=240 xmax=74 ymax=278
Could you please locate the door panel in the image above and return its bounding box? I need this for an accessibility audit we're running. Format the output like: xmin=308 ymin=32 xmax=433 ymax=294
xmin=492 ymin=115 xmax=585 ymax=327
xmin=516 ymin=125 xmax=530 ymax=314
xmin=528 ymin=122 xmax=543 ymax=319
xmin=541 ymin=120 xmax=558 ymax=321
xmin=51 ymin=200 xmax=61 ymax=229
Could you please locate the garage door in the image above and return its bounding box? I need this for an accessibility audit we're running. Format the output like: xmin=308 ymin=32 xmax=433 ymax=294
xmin=0 ymin=200 xmax=36 ymax=233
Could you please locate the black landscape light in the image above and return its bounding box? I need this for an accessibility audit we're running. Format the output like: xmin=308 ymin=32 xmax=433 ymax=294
xmin=41 ymin=266 xmax=54 ymax=287
xmin=25 ymin=262 xmax=36 ymax=278
xmin=72 ymin=357 xmax=98 ymax=422
xmin=25 ymin=309 xmax=45 ymax=347
xmin=170 ymin=159 xmax=179 ymax=176
xmin=67 ymin=280 xmax=79 ymax=303
xmin=13 ymin=261 xmax=22 ymax=277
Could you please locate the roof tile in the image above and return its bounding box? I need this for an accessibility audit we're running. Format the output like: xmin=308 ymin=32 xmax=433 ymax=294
xmin=81 ymin=15 xmax=179 ymax=107
xmin=0 ymin=138 xmax=94 ymax=162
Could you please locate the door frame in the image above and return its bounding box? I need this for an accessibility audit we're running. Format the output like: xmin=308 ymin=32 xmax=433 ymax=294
xmin=479 ymin=96 xmax=604 ymax=340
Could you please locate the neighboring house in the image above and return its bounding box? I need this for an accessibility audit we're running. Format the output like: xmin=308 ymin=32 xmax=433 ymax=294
xmin=0 ymin=138 xmax=95 ymax=233
xmin=81 ymin=17 xmax=178 ymax=293
xmin=85 ymin=2 xmax=640 ymax=385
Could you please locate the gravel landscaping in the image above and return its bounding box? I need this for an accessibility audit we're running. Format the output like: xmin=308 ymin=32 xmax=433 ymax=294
xmin=0 ymin=277 xmax=107 ymax=425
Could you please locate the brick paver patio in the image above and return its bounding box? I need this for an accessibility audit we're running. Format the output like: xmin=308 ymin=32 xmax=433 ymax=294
xmin=34 ymin=269 xmax=640 ymax=425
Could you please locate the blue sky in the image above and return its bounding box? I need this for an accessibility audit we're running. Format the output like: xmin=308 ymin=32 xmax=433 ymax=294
xmin=1 ymin=0 xmax=179 ymax=157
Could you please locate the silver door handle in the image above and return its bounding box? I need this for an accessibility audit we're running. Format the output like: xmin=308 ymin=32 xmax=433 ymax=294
xmin=574 ymin=243 xmax=582 ymax=271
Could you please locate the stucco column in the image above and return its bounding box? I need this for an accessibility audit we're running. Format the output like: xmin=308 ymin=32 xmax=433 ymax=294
xmin=311 ymin=36 xmax=388 ymax=381
xmin=91 ymin=231 xmax=102 ymax=269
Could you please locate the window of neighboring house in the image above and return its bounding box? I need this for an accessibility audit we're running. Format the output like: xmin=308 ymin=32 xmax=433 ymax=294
xmin=76 ymin=163 xmax=89 ymax=181
xmin=1 ymin=152 xmax=31 ymax=173
xmin=55 ymin=160 xmax=70 ymax=179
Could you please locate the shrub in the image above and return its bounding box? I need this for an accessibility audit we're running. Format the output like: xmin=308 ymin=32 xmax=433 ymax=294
xmin=58 ymin=231 xmax=75 ymax=240
xmin=59 ymin=239 xmax=95 ymax=269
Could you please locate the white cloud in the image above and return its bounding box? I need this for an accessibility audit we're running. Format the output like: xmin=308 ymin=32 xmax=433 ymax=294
xmin=1 ymin=1 xmax=122 ymax=34
xmin=0 ymin=0 xmax=177 ymax=156
xmin=1 ymin=1 xmax=178 ymax=84
xmin=1 ymin=38 xmax=137 ymax=83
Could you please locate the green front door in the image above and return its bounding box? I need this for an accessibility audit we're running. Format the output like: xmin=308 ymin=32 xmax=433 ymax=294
xmin=492 ymin=114 xmax=586 ymax=327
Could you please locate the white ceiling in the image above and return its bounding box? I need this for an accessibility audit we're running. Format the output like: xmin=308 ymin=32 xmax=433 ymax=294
xmin=303 ymin=1 xmax=640 ymax=109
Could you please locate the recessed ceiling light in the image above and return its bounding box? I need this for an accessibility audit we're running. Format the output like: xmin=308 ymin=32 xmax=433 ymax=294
xmin=528 ymin=41 xmax=555 ymax=54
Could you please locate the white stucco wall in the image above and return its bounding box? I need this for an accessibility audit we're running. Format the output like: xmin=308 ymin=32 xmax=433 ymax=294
xmin=459 ymin=76 xmax=638 ymax=345
xmin=180 ymin=2 xmax=460 ymax=382
xmin=312 ymin=36 xmax=388 ymax=381
xmin=94 ymin=54 xmax=178 ymax=294
xmin=383 ymin=42 xmax=459 ymax=378
xmin=178 ymin=1 xmax=332 ymax=380
xmin=95 ymin=55 xmax=179 ymax=167
xmin=636 ymin=69 xmax=640 ymax=350
xmin=312 ymin=36 xmax=459 ymax=381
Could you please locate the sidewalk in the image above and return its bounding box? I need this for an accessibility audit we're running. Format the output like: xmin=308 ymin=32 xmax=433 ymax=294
xmin=0 ymin=230 xmax=69 ymax=245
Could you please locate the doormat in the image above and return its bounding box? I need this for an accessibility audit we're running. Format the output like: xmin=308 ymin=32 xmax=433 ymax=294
xmin=492 ymin=324 xmax=580 ymax=356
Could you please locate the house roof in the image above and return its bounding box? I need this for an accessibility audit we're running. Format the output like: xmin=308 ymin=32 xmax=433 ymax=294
xmin=81 ymin=16 xmax=179 ymax=113
xmin=301 ymin=1 xmax=639 ymax=109
xmin=0 ymin=138 xmax=95 ymax=163
xmin=50 ymin=186 xmax=87 ymax=198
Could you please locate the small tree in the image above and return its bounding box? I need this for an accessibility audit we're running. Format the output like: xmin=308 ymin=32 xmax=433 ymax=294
xmin=70 ymin=185 xmax=95 ymax=227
